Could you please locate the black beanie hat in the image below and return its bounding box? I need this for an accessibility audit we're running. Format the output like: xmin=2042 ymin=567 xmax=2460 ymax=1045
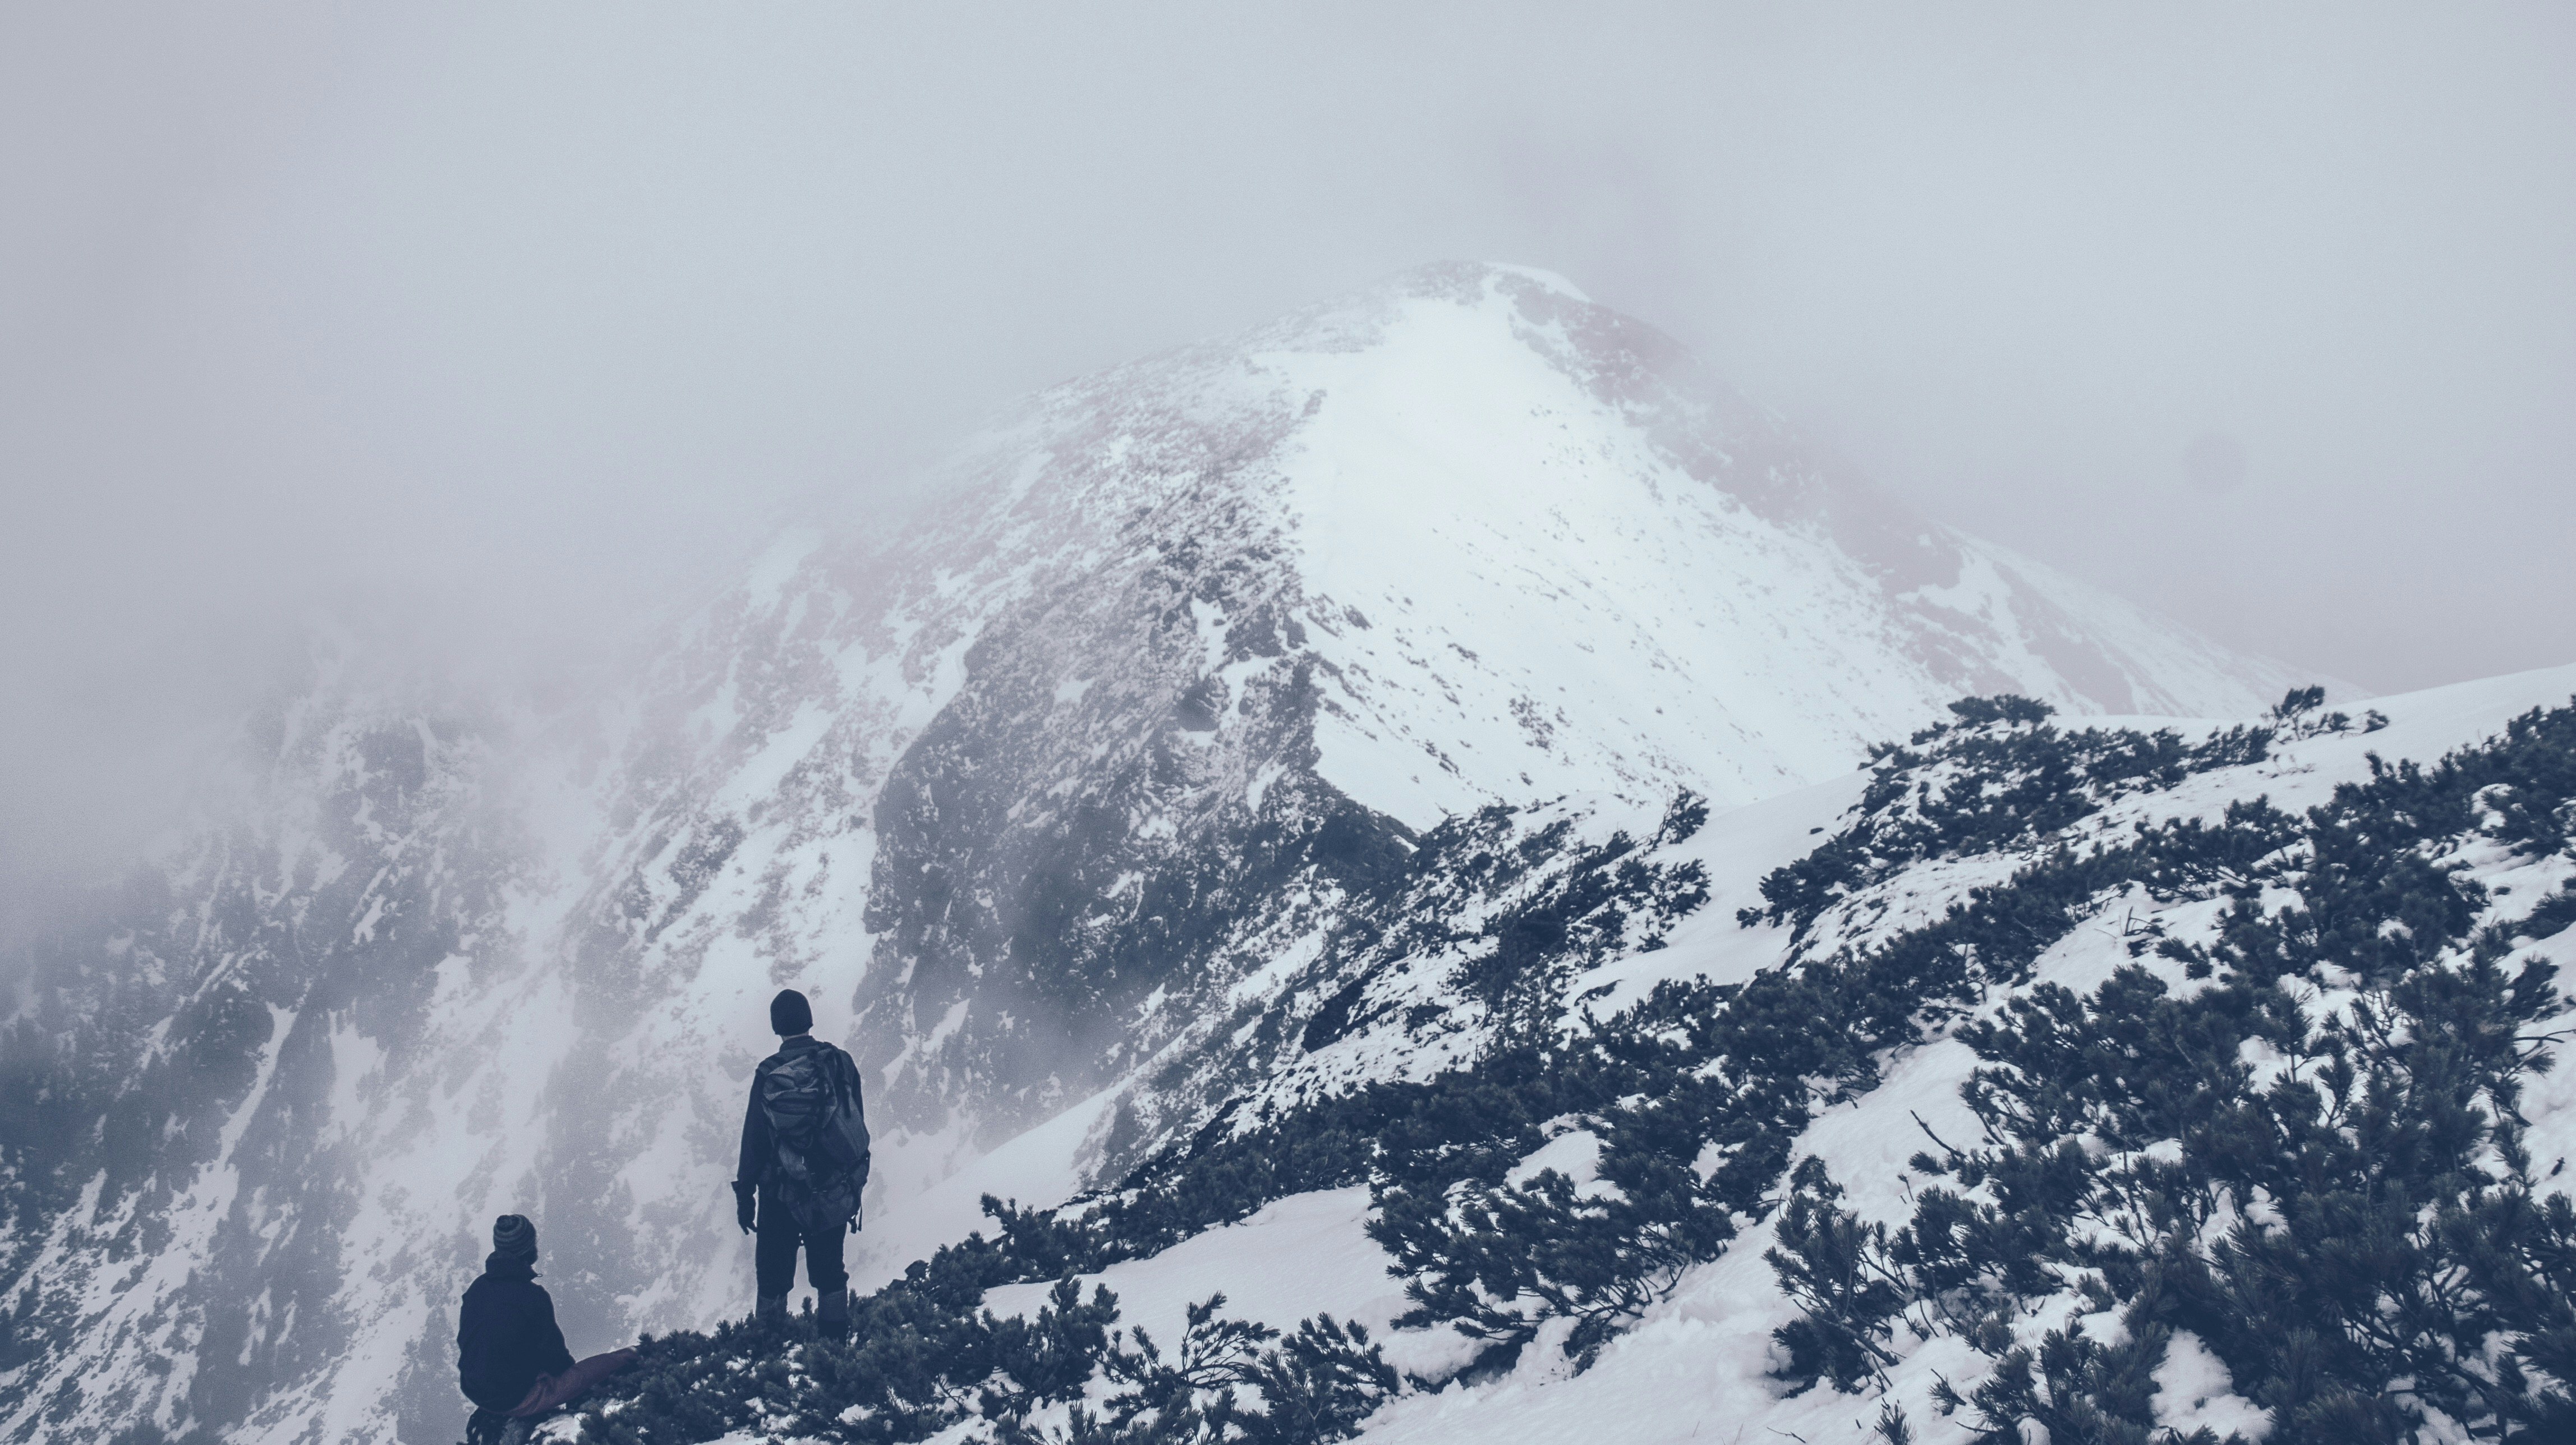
xmin=770 ymin=988 xmax=813 ymax=1037
xmin=492 ymin=1213 xmax=537 ymax=1264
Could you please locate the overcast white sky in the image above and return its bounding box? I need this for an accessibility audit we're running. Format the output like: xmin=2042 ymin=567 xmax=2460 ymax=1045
xmin=4 ymin=3 xmax=2572 ymax=912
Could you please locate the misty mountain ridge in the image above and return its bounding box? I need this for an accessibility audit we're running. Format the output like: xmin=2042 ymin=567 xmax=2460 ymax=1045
xmin=10 ymin=262 xmax=2534 ymax=1445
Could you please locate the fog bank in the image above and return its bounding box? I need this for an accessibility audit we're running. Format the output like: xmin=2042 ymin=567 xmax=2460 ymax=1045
xmin=6 ymin=2 xmax=2571 ymax=928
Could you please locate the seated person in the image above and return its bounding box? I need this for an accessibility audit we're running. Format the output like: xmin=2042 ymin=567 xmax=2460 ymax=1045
xmin=457 ymin=1214 xmax=637 ymax=1441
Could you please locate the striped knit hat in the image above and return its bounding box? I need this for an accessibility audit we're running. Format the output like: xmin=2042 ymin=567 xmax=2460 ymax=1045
xmin=492 ymin=1213 xmax=538 ymax=1264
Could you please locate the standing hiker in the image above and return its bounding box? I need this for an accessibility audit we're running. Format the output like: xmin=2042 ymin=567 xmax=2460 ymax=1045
xmin=456 ymin=1213 xmax=637 ymax=1444
xmin=734 ymin=987 xmax=871 ymax=1336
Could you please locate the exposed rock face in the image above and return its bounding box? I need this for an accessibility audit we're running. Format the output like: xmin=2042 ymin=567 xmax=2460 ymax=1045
xmin=0 ymin=263 xmax=2305 ymax=1443
xmin=0 ymin=663 xmax=533 ymax=1443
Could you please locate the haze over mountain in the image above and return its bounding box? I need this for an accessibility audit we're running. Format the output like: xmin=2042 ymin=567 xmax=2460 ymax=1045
xmin=0 ymin=265 xmax=2348 ymax=1443
xmin=9 ymin=5 xmax=2574 ymax=961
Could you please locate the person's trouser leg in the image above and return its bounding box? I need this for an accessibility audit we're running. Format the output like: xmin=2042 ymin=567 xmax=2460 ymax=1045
xmin=755 ymin=1196 xmax=802 ymax=1309
xmin=807 ymin=1216 xmax=851 ymax=1334
xmin=804 ymin=1217 xmax=848 ymax=1295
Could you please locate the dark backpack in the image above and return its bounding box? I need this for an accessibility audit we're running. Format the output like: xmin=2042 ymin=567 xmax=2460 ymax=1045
xmin=760 ymin=1044 xmax=871 ymax=1230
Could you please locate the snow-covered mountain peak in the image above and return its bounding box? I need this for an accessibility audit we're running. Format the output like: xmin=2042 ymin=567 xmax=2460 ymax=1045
xmin=3 ymin=265 xmax=2330 ymax=1445
xmin=830 ymin=260 xmax=2302 ymax=832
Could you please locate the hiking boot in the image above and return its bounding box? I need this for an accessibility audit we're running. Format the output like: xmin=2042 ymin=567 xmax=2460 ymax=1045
xmin=816 ymin=1286 xmax=849 ymax=1337
xmin=755 ymin=1291 xmax=789 ymax=1328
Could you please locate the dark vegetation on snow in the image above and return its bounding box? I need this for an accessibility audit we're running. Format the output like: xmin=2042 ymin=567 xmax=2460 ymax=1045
xmin=556 ymin=796 xmax=1729 ymax=1443
xmin=1746 ymin=694 xmax=2278 ymax=936
xmin=1292 ymin=790 xmax=1712 ymax=1060
xmin=556 ymin=692 xmax=2576 ymax=1445
xmin=1767 ymin=693 xmax=2576 ymax=1443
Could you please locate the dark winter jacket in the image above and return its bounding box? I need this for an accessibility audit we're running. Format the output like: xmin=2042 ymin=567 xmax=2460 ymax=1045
xmin=456 ymin=1252 xmax=576 ymax=1411
xmin=735 ymin=1034 xmax=870 ymax=1211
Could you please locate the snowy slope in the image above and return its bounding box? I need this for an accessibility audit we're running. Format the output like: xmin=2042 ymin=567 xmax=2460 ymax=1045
xmin=1204 ymin=263 xmax=2298 ymax=829
xmin=1347 ymin=664 xmax=2576 ymax=1444
xmin=1 ymin=263 xmax=2317 ymax=1445
xmin=848 ymin=664 xmax=2570 ymax=1445
xmin=508 ymin=662 xmax=2576 ymax=1444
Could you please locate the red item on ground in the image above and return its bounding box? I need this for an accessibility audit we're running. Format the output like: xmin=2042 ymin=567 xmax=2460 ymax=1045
xmin=505 ymin=1347 xmax=639 ymax=1418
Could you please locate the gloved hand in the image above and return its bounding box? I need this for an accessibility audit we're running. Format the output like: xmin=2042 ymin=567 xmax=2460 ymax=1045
xmin=733 ymin=1181 xmax=757 ymax=1235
